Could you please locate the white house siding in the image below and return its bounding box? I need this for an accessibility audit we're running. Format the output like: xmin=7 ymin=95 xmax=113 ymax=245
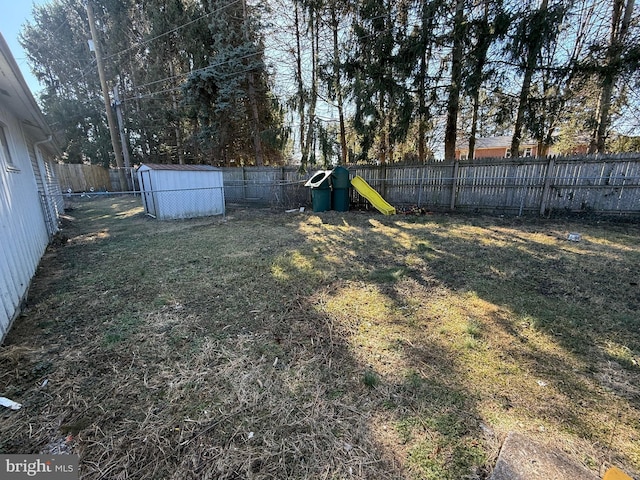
xmin=27 ymin=137 xmax=63 ymax=237
xmin=45 ymin=162 xmax=65 ymax=216
xmin=0 ymin=106 xmax=51 ymax=340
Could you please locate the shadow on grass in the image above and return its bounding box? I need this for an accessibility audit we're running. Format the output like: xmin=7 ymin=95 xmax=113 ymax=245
xmin=1 ymin=198 xmax=638 ymax=479
xmin=0 ymin=197 xmax=410 ymax=478
xmin=302 ymin=210 xmax=640 ymax=476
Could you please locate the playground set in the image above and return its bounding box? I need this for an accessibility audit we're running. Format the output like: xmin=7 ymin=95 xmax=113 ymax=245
xmin=304 ymin=167 xmax=396 ymax=215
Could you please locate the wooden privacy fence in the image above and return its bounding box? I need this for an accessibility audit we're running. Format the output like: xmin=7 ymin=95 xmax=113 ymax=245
xmin=221 ymin=154 xmax=640 ymax=215
xmin=53 ymin=165 xmax=137 ymax=192
xmin=53 ymin=164 xmax=112 ymax=192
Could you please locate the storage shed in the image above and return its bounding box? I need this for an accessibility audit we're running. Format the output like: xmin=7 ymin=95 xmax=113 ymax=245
xmin=137 ymin=164 xmax=225 ymax=220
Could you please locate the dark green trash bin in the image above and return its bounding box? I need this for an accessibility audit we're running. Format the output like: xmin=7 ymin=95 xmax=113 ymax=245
xmin=305 ymin=170 xmax=333 ymax=212
xmin=331 ymin=166 xmax=350 ymax=212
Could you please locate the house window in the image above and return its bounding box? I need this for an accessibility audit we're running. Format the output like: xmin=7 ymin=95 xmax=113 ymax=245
xmin=0 ymin=123 xmax=18 ymax=171
xmin=460 ymin=153 xmax=468 ymax=160
xmin=505 ymin=149 xmax=512 ymax=158
xmin=524 ymin=147 xmax=532 ymax=157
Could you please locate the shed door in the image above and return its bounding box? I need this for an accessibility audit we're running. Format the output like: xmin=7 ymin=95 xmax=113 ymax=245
xmin=140 ymin=170 xmax=157 ymax=217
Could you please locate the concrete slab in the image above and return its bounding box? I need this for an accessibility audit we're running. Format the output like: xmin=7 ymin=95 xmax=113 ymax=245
xmin=489 ymin=432 xmax=599 ymax=480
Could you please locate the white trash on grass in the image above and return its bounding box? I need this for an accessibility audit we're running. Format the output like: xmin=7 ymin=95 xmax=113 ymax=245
xmin=0 ymin=397 xmax=22 ymax=410
xmin=567 ymin=232 xmax=582 ymax=242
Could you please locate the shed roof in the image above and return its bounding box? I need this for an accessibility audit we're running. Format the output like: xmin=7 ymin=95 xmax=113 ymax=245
xmin=139 ymin=163 xmax=221 ymax=172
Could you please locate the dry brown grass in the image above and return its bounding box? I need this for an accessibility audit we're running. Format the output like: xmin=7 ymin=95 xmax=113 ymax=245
xmin=0 ymin=195 xmax=638 ymax=479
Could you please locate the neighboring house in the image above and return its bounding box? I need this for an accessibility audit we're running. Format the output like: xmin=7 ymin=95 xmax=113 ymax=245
xmin=0 ymin=33 xmax=64 ymax=342
xmin=455 ymin=135 xmax=590 ymax=160
xmin=455 ymin=136 xmax=539 ymax=160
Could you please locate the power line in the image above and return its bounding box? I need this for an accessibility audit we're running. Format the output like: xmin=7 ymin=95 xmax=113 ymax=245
xmin=121 ymin=51 xmax=267 ymax=102
xmin=54 ymin=0 xmax=250 ymax=96
xmin=102 ymin=0 xmax=243 ymax=62
xmin=128 ymin=50 xmax=263 ymax=93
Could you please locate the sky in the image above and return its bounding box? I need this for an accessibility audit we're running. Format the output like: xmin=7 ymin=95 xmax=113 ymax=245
xmin=0 ymin=0 xmax=48 ymax=96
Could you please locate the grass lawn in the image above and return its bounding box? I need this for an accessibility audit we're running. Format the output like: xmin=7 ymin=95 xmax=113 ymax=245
xmin=1 ymin=196 xmax=639 ymax=479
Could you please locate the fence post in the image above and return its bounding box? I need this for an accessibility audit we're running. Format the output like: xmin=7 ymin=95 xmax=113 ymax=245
xmin=539 ymin=156 xmax=555 ymax=216
xmin=381 ymin=163 xmax=387 ymax=198
xmin=449 ymin=160 xmax=459 ymax=211
xmin=280 ymin=167 xmax=285 ymax=207
xmin=417 ymin=167 xmax=426 ymax=208
xmin=242 ymin=166 xmax=248 ymax=201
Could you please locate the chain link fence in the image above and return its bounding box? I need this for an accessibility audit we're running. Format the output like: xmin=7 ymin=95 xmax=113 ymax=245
xmin=59 ymin=187 xmax=226 ymax=221
xmin=222 ymin=179 xmax=310 ymax=208
xmin=139 ymin=186 xmax=225 ymax=220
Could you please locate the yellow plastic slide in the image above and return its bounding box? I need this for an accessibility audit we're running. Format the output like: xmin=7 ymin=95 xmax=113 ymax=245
xmin=604 ymin=467 xmax=634 ymax=480
xmin=350 ymin=175 xmax=396 ymax=215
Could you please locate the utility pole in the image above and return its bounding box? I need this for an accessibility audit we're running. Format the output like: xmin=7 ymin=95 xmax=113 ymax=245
xmin=86 ymin=0 xmax=129 ymax=191
xmin=112 ymin=85 xmax=132 ymax=188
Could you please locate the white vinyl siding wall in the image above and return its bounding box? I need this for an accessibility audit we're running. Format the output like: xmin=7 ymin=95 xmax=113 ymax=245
xmin=0 ymin=106 xmax=51 ymax=340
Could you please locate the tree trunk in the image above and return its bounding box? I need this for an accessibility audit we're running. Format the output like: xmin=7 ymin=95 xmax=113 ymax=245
xmin=467 ymin=0 xmax=491 ymax=160
xmin=418 ymin=0 xmax=436 ymax=163
xmin=243 ymin=0 xmax=264 ymax=166
xmin=247 ymin=72 xmax=264 ymax=166
xmin=468 ymin=92 xmax=480 ymax=160
xmin=511 ymin=63 xmax=535 ymax=158
xmin=511 ymin=0 xmax=549 ymax=158
xmin=590 ymin=0 xmax=635 ymax=153
xmin=169 ymin=61 xmax=185 ymax=164
xmin=294 ymin=1 xmax=306 ymax=165
xmin=444 ymin=0 xmax=465 ymax=160
xmin=331 ymin=8 xmax=347 ymax=165
xmin=303 ymin=12 xmax=318 ymax=167
xmin=418 ymin=49 xmax=427 ymax=162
